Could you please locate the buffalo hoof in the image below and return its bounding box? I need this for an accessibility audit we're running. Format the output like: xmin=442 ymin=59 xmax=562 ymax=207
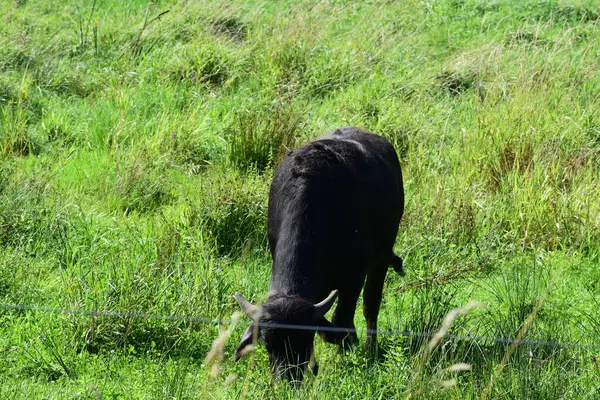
xmin=339 ymin=333 xmax=359 ymax=353
xmin=364 ymin=337 xmax=378 ymax=355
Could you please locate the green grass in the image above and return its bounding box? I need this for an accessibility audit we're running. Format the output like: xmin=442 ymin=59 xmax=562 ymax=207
xmin=1 ymin=0 xmax=600 ymax=398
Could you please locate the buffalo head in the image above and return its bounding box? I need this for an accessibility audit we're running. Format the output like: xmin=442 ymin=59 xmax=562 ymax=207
xmin=233 ymin=290 xmax=338 ymax=383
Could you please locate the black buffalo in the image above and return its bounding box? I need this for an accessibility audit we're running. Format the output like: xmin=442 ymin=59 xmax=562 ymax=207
xmin=234 ymin=127 xmax=405 ymax=382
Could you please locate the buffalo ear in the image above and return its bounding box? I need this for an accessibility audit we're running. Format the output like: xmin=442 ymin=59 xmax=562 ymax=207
xmin=313 ymin=290 xmax=338 ymax=319
xmin=234 ymin=324 xmax=259 ymax=361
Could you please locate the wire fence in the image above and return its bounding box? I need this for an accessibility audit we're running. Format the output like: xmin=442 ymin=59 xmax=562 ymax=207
xmin=2 ymin=301 xmax=599 ymax=350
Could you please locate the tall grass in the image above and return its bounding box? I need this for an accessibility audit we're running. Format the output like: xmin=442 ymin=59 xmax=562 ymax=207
xmin=0 ymin=0 xmax=599 ymax=398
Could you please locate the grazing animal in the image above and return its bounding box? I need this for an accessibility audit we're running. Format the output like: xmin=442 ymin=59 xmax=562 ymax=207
xmin=234 ymin=127 xmax=405 ymax=382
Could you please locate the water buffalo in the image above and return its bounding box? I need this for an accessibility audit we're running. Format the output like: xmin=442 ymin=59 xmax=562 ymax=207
xmin=234 ymin=127 xmax=405 ymax=382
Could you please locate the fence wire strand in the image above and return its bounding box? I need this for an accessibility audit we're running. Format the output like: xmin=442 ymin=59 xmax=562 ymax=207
xmin=1 ymin=301 xmax=599 ymax=350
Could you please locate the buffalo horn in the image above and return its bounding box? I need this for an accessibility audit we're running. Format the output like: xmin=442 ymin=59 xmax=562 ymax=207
xmin=313 ymin=290 xmax=338 ymax=319
xmin=234 ymin=292 xmax=260 ymax=320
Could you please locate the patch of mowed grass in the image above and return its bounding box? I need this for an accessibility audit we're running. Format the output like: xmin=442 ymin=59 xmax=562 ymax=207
xmin=1 ymin=0 xmax=600 ymax=397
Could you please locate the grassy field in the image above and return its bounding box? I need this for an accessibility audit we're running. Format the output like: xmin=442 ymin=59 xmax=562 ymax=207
xmin=1 ymin=0 xmax=600 ymax=398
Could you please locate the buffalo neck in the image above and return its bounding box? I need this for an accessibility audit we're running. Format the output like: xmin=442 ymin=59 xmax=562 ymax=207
xmin=268 ymin=203 xmax=329 ymax=302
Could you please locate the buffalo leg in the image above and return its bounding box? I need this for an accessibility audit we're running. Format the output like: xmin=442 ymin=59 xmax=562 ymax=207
xmin=363 ymin=265 xmax=388 ymax=349
xmin=319 ymin=284 xmax=362 ymax=350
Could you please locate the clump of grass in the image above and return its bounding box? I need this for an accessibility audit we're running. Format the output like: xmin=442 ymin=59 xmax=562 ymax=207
xmin=173 ymin=23 xmax=196 ymax=43
xmin=473 ymin=1 xmax=501 ymax=15
xmin=120 ymin=6 xmax=171 ymax=59
xmin=0 ymin=190 xmax=35 ymax=249
xmin=0 ymin=73 xmax=47 ymax=156
xmin=227 ymin=102 xmax=302 ymax=173
xmin=0 ymin=103 xmax=45 ymax=157
xmin=487 ymin=140 xmax=534 ymax=190
xmin=210 ymin=16 xmax=248 ymax=42
xmin=0 ymin=253 xmax=19 ymax=298
xmin=402 ymin=285 xmax=458 ymax=355
xmin=70 ymin=0 xmax=100 ymax=57
xmin=397 ymin=260 xmax=493 ymax=293
xmin=406 ymin=299 xmax=483 ymax=398
xmin=0 ymin=162 xmax=74 ymax=257
xmin=155 ymin=360 xmax=192 ymax=399
xmin=1 ymin=105 xmax=30 ymax=156
xmin=505 ymin=28 xmax=550 ymax=47
xmin=359 ymin=101 xmax=381 ymax=125
xmin=163 ymin=129 xmax=222 ymax=173
xmin=270 ymin=41 xmax=310 ymax=86
xmin=33 ymin=65 xmax=98 ymax=98
xmin=478 ymin=258 xmax=550 ymax=344
xmin=436 ymin=69 xmax=478 ymax=95
xmin=555 ymin=147 xmax=593 ymax=191
xmin=0 ymin=163 xmax=10 ymax=194
xmin=586 ymin=123 xmax=600 ymax=146
xmin=54 ymin=215 xmax=240 ymax=358
xmin=164 ymin=46 xmax=236 ymax=87
xmin=113 ymin=152 xmax=173 ymax=215
xmin=449 ymin=198 xmax=479 ymax=246
xmin=196 ymin=52 xmax=232 ymax=87
xmin=554 ymin=4 xmax=600 ymax=23
xmin=434 ymin=44 xmax=498 ymax=99
xmin=39 ymin=109 xmax=79 ymax=146
xmin=376 ymin=121 xmax=414 ymax=162
xmin=0 ymin=46 xmax=36 ymax=72
xmin=305 ymin=50 xmax=363 ymax=98
xmin=185 ymin=170 xmax=268 ymax=256
xmin=0 ymin=81 xmax=13 ymax=105
xmin=21 ymin=329 xmax=78 ymax=382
